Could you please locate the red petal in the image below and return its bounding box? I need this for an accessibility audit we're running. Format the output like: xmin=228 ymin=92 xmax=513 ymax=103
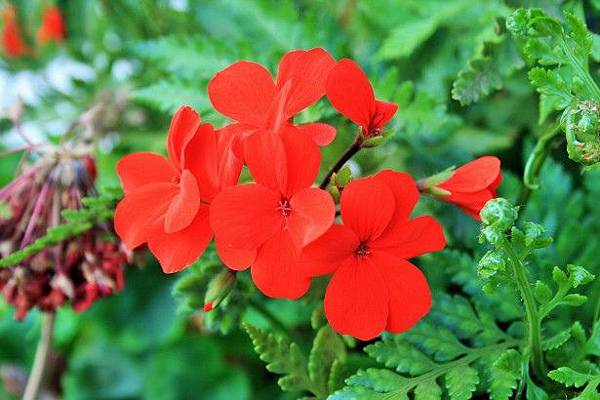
xmin=251 ymin=230 xmax=311 ymax=299
xmin=208 ymin=61 xmax=276 ymax=126
xmin=209 ymin=184 xmax=282 ymax=249
xmin=372 ymin=216 xmax=446 ymax=260
xmin=183 ymin=122 xmax=219 ymax=200
xmin=216 ymin=240 xmax=256 ymax=271
xmin=295 ymin=122 xmax=337 ymax=146
xmin=439 ymin=156 xmax=502 ymax=192
xmin=244 ymin=130 xmax=287 ymax=191
xmin=445 ymin=190 xmax=496 ymax=221
xmin=114 ymin=182 xmax=179 ymax=249
xmin=164 ymin=169 xmax=201 ymax=233
xmin=147 ymin=205 xmax=213 ymax=273
xmin=276 ymin=48 xmax=336 ymax=118
xmin=300 ymin=224 xmax=359 ymax=277
xmin=340 ymin=177 xmax=395 ymax=242
xmin=116 ymin=152 xmax=177 ymax=194
xmin=280 ymin=127 xmax=321 ymax=196
xmin=167 ymin=106 xmax=201 ymax=168
xmin=373 ymin=254 xmax=431 ymax=333
xmin=326 ymin=58 xmax=375 ymax=130
xmin=324 ymin=256 xmax=389 ymax=340
xmin=215 ymin=124 xmax=245 ymax=189
xmin=287 ymin=187 xmax=335 ymax=247
xmin=373 ymin=170 xmax=419 ymax=222
xmin=372 ymin=100 xmax=398 ymax=129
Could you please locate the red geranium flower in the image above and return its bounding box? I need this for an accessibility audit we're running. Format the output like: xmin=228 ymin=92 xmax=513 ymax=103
xmin=210 ymin=129 xmax=335 ymax=299
xmin=115 ymin=106 xmax=242 ymax=273
xmin=2 ymin=5 xmax=30 ymax=58
xmin=326 ymin=58 xmax=398 ymax=138
xmin=421 ymin=156 xmax=502 ymax=221
xmin=208 ymin=48 xmax=337 ymax=149
xmin=301 ymin=171 xmax=446 ymax=340
xmin=37 ymin=5 xmax=66 ymax=45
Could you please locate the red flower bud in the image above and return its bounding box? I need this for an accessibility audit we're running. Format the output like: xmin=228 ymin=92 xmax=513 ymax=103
xmin=1 ymin=5 xmax=30 ymax=58
xmin=421 ymin=157 xmax=502 ymax=221
xmin=37 ymin=5 xmax=65 ymax=45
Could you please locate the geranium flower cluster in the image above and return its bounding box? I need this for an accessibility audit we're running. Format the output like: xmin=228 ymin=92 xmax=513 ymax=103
xmin=115 ymin=48 xmax=502 ymax=340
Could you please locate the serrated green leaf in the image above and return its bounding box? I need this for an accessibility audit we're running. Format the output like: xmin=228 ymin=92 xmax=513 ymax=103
xmin=548 ymin=367 xmax=592 ymax=387
xmin=445 ymin=365 xmax=479 ymax=400
xmin=414 ymin=381 xmax=442 ymax=400
xmin=365 ymin=337 xmax=437 ymax=375
xmin=488 ymin=350 xmax=520 ymax=400
xmin=308 ymin=325 xmax=346 ymax=397
xmin=243 ymin=323 xmax=312 ymax=394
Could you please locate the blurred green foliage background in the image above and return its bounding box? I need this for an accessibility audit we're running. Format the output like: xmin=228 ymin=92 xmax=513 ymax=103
xmin=0 ymin=0 xmax=599 ymax=399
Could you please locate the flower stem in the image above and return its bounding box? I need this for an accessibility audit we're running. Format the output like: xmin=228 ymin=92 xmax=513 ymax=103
xmin=23 ymin=313 xmax=55 ymax=400
xmin=319 ymin=137 xmax=362 ymax=189
xmin=500 ymin=238 xmax=546 ymax=382
xmin=247 ymin=298 xmax=304 ymax=346
xmin=519 ymin=124 xmax=562 ymax=206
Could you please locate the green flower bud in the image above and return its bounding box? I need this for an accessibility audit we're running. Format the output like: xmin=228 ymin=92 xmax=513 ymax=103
xmin=361 ymin=135 xmax=385 ymax=148
xmin=204 ymin=269 xmax=236 ymax=312
xmin=327 ymin=184 xmax=340 ymax=203
xmin=335 ymin=166 xmax=353 ymax=186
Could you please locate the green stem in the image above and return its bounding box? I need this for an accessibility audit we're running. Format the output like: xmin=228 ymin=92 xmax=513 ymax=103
xmin=319 ymin=136 xmax=362 ymax=189
xmin=519 ymin=125 xmax=562 ymax=205
xmin=23 ymin=313 xmax=55 ymax=400
xmin=500 ymin=238 xmax=546 ymax=382
xmin=247 ymin=298 xmax=304 ymax=346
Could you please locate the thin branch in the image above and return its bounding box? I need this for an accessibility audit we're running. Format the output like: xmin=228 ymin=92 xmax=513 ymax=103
xmin=23 ymin=313 xmax=55 ymax=400
xmin=319 ymin=138 xmax=362 ymax=189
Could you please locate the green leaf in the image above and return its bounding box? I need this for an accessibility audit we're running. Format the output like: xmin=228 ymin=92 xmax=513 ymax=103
xmin=132 ymin=80 xmax=211 ymax=114
xmin=308 ymin=325 xmax=346 ymax=397
xmin=445 ymin=365 xmax=479 ymax=400
xmin=452 ymin=29 xmax=524 ymax=105
xmin=414 ymin=381 xmax=442 ymax=400
xmin=243 ymin=323 xmax=312 ymax=394
xmin=403 ymin=321 xmax=468 ymax=362
xmin=345 ymin=369 xmax=408 ymax=393
xmin=566 ymin=264 xmax=595 ymax=288
xmin=488 ymin=350 xmax=520 ymax=400
xmin=365 ymin=337 xmax=437 ymax=375
xmin=528 ymin=67 xmax=574 ymax=123
xmin=548 ymin=367 xmax=592 ymax=388
xmin=377 ymin=0 xmax=469 ymax=59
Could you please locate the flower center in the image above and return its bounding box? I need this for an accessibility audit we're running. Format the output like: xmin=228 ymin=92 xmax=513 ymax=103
xmin=277 ymin=198 xmax=292 ymax=218
xmin=355 ymin=241 xmax=370 ymax=257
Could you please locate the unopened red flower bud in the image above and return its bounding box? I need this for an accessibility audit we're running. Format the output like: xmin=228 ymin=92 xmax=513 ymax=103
xmin=1 ymin=5 xmax=30 ymax=58
xmin=420 ymin=157 xmax=502 ymax=221
xmin=37 ymin=5 xmax=66 ymax=45
xmin=203 ymin=269 xmax=236 ymax=312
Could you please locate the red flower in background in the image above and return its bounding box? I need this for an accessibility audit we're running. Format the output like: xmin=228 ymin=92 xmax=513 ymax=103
xmin=115 ymin=106 xmax=243 ymax=273
xmin=421 ymin=156 xmax=502 ymax=221
xmin=210 ymin=129 xmax=335 ymax=299
xmin=208 ymin=48 xmax=337 ymax=149
xmin=326 ymin=58 xmax=398 ymax=138
xmin=301 ymin=171 xmax=445 ymax=340
xmin=37 ymin=5 xmax=65 ymax=45
xmin=2 ymin=5 xmax=30 ymax=58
